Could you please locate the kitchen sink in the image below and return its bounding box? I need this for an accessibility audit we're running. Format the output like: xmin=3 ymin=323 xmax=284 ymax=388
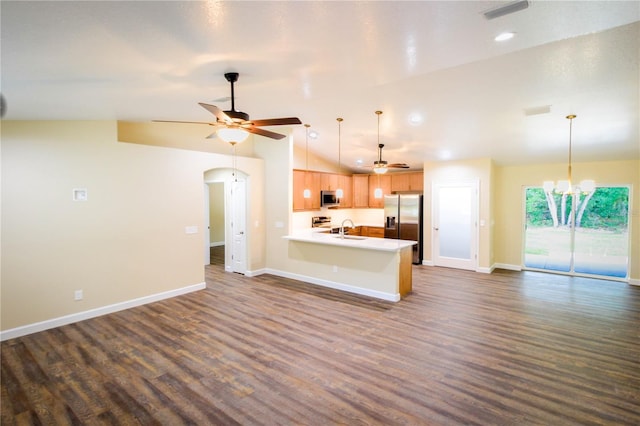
xmin=332 ymin=235 xmax=367 ymax=240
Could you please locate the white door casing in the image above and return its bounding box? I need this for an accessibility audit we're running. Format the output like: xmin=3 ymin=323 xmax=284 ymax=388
xmin=432 ymin=181 xmax=479 ymax=271
xmin=230 ymin=179 xmax=247 ymax=274
xmin=204 ymin=184 xmax=210 ymax=265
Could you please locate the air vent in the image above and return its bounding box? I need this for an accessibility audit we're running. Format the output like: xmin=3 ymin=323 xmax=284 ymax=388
xmin=483 ymin=0 xmax=529 ymax=20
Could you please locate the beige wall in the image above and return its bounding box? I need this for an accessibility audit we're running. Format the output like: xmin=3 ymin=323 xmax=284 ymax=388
xmin=208 ymin=183 xmax=225 ymax=245
xmin=292 ymin=143 xmax=347 ymax=174
xmin=1 ymin=121 xmax=264 ymax=331
xmin=494 ymin=159 xmax=640 ymax=279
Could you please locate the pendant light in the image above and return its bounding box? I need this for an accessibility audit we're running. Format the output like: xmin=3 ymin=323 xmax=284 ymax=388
xmin=335 ymin=118 xmax=344 ymax=199
xmin=303 ymin=124 xmax=311 ymax=199
xmin=543 ymin=115 xmax=595 ymax=194
xmin=373 ymin=111 xmax=384 ymax=198
xmin=373 ymin=111 xmax=388 ymax=175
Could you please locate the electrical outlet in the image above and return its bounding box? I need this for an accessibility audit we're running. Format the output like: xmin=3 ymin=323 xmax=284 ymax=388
xmin=74 ymin=290 xmax=83 ymax=301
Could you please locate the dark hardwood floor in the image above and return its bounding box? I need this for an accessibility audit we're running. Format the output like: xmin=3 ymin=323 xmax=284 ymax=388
xmin=2 ymin=250 xmax=639 ymax=424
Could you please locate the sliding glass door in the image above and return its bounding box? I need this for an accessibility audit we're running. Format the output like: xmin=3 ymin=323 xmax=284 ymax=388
xmin=524 ymin=186 xmax=630 ymax=279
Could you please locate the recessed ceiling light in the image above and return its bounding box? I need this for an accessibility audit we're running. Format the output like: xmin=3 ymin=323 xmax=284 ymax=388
xmin=408 ymin=113 xmax=423 ymax=126
xmin=309 ymin=130 xmax=319 ymax=139
xmin=495 ymin=32 xmax=515 ymax=42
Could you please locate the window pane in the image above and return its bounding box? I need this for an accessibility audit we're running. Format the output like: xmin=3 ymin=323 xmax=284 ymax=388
xmin=573 ymin=187 xmax=629 ymax=278
xmin=524 ymin=187 xmax=571 ymax=272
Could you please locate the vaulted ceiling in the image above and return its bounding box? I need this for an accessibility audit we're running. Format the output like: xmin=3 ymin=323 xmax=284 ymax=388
xmin=2 ymin=1 xmax=639 ymax=170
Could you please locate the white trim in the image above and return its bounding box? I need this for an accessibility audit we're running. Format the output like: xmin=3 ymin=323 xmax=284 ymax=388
xmin=210 ymin=241 xmax=225 ymax=247
xmin=422 ymin=259 xmax=434 ymax=266
xmin=476 ymin=265 xmax=494 ymax=274
xmin=245 ymin=268 xmax=266 ymax=277
xmin=629 ymin=278 xmax=640 ymax=286
xmin=0 ymin=282 xmax=206 ymax=341
xmin=262 ymin=268 xmax=401 ymax=302
xmin=494 ymin=263 xmax=522 ymax=271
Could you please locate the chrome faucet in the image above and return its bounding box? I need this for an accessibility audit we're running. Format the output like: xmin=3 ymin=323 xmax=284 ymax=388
xmin=340 ymin=219 xmax=355 ymax=239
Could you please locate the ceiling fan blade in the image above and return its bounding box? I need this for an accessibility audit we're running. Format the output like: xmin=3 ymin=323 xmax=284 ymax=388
xmin=153 ymin=120 xmax=215 ymax=126
xmin=250 ymin=117 xmax=302 ymax=127
xmin=388 ymin=163 xmax=410 ymax=168
xmin=198 ymin=102 xmax=232 ymax=123
xmin=246 ymin=126 xmax=287 ymax=140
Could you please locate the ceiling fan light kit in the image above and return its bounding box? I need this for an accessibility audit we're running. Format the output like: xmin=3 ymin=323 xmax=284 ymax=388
xmin=154 ymin=72 xmax=301 ymax=143
xmin=216 ymin=127 xmax=249 ymax=144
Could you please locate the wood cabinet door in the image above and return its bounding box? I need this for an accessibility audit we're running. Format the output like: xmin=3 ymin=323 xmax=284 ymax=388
xmin=305 ymin=171 xmax=321 ymax=210
xmin=391 ymin=172 xmax=424 ymax=192
xmin=353 ymin=175 xmax=369 ymax=208
xmin=293 ymin=170 xmax=306 ymax=211
xmin=367 ymin=227 xmax=384 ymax=238
xmin=320 ymin=173 xmax=339 ymax=191
xmin=369 ymin=174 xmax=391 ymax=208
xmin=409 ymin=172 xmax=424 ymax=191
xmin=338 ymin=175 xmax=352 ymax=208
xmin=391 ymin=173 xmax=411 ymax=192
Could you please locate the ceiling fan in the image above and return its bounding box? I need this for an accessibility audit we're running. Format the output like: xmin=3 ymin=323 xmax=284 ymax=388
xmin=368 ymin=111 xmax=409 ymax=174
xmin=155 ymin=72 xmax=301 ymax=142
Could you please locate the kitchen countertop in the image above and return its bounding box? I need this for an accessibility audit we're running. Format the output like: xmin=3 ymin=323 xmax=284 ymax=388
xmin=284 ymin=229 xmax=416 ymax=252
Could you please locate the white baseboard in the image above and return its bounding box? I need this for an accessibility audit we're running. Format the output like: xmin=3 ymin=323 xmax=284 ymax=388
xmin=245 ymin=268 xmax=267 ymax=277
xmin=476 ymin=265 xmax=494 ymax=274
xmin=259 ymin=268 xmax=400 ymax=302
xmin=422 ymin=259 xmax=434 ymax=266
xmin=629 ymin=278 xmax=640 ymax=286
xmin=0 ymin=282 xmax=206 ymax=342
xmin=210 ymin=241 xmax=224 ymax=247
xmin=494 ymin=263 xmax=522 ymax=271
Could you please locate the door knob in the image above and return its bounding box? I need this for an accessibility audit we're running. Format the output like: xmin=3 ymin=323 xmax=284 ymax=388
xmin=433 ymin=227 xmax=439 ymax=231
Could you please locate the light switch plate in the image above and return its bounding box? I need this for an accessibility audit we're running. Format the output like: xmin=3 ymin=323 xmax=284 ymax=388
xmin=73 ymin=188 xmax=88 ymax=201
xmin=185 ymin=226 xmax=198 ymax=234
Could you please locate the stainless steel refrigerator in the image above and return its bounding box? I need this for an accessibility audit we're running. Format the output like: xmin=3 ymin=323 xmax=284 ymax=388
xmin=384 ymin=194 xmax=423 ymax=264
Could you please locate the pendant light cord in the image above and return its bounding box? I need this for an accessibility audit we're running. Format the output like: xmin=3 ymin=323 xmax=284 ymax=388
xmin=567 ymin=114 xmax=576 ymax=186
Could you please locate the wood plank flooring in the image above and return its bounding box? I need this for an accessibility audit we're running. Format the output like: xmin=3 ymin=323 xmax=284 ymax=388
xmin=2 ymin=248 xmax=639 ymax=424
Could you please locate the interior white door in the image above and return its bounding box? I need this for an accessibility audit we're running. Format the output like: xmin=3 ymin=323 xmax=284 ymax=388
xmin=230 ymin=179 xmax=247 ymax=274
xmin=432 ymin=181 xmax=478 ymax=271
xmin=204 ymin=184 xmax=211 ymax=265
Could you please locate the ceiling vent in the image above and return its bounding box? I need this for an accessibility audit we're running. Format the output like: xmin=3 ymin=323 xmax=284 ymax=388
xmin=483 ymin=0 xmax=529 ymax=20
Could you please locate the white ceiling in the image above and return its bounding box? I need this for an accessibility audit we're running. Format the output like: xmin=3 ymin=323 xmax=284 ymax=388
xmin=2 ymin=1 xmax=639 ymax=170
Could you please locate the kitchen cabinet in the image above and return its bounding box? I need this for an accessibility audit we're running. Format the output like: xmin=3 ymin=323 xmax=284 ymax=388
xmin=365 ymin=226 xmax=384 ymax=238
xmin=338 ymin=175 xmax=353 ymax=208
xmin=320 ymin=173 xmax=339 ymax=191
xmin=368 ymin=174 xmax=391 ymax=208
xmin=352 ymin=175 xmax=369 ymax=208
xmin=391 ymin=171 xmax=424 ymax=192
xmin=293 ymin=170 xmax=321 ymax=211
xmin=293 ymin=170 xmax=306 ymax=211
xmin=305 ymin=171 xmax=321 ymax=209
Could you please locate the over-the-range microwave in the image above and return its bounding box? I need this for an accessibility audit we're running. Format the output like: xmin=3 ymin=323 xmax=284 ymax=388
xmin=321 ymin=190 xmax=341 ymax=207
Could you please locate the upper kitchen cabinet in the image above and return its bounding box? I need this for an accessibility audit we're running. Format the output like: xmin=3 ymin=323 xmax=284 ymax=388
xmin=338 ymin=175 xmax=353 ymax=208
xmin=293 ymin=169 xmax=321 ymax=211
xmin=352 ymin=174 xmax=369 ymax=208
xmin=391 ymin=171 xmax=424 ymax=192
xmin=368 ymin=174 xmax=391 ymax=208
xmin=320 ymin=173 xmax=339 ymax=191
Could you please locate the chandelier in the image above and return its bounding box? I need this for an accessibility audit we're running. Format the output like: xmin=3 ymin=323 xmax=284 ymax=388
xmin=543 ymin=115 xmax=595 ymax=194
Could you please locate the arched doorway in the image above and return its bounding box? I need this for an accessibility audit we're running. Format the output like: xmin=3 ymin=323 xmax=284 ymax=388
xmin=204 ymin=168 xmax=248 ymax=274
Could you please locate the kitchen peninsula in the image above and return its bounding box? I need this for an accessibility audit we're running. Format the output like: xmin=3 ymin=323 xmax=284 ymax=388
xmin=283 ymin=230 xmax=416 ymax=302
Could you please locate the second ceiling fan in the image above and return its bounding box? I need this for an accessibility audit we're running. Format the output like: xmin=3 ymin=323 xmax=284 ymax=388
xmin=155 ymin=72 xmax=301 ymax=142
xmin=370 ymin=110 xmax=409 ymax=174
